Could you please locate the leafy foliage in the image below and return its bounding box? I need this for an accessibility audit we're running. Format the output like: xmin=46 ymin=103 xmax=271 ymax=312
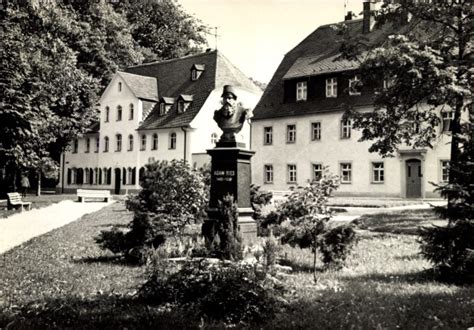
xmin=139 ymin=259 xmax=285 ymax=325
xmin=96 ymin=160 xmax=207 ymax=264
xmin=420 ymin=219 xmax=474 ymax=281
xmin=275 ymin=169 xmax=357 ymax=278
xmin=113 ymin=0 xmax=208 ymax=63
xmin=338 ymin=0 xmax=473 ymax=278
xmin=0 ymin=0 xmax=207 ymax=190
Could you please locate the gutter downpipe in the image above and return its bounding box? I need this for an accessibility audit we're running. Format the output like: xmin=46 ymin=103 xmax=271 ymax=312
xmin=61 ymin=150 xmax=65 ymax=194
xmin=181 ymin=126 xmax=188 ymax=162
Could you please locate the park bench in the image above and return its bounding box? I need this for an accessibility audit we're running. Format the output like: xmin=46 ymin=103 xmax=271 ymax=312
xmin=77 ymin=189 xmax=112 ymax=203
xmin=7 ymin=192 xmax=32 ymax=212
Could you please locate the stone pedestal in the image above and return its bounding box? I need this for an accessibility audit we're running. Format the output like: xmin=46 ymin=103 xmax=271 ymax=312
xmin=206 ymin=142 xmax=257 ymax=244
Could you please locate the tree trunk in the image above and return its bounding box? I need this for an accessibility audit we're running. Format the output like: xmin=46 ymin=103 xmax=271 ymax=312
xmin=313 ymin=242 xmax=318 ymax=284
xmin=36 ymin=168 xmax=41 ymax=196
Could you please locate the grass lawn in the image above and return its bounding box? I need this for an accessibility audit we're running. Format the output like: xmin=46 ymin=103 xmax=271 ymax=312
xmin=0 ymin=204 xmax=472 ymax=328
xmin=0 ymin=194 xmax=76 ymax=219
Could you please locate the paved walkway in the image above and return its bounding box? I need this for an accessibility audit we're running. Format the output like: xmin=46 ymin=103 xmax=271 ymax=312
xmin=0 ymin=200 xmax=112 ymax=254
xmin=331 ymin=201 xmax=447 ymax=222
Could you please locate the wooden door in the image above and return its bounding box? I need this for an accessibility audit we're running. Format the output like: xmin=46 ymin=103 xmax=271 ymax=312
xmin=406 ymin=159 xmax=422 ymax=198
xmin=114 ymin=168 xmax=121 ymax=194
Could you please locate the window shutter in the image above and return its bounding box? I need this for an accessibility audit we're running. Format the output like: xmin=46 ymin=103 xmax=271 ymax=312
xmin=67 ymin=169 xmax=71 ymax=185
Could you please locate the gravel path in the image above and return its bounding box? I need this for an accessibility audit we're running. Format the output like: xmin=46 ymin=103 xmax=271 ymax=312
xmin=0 ymin=200 xmax=112 ymax=254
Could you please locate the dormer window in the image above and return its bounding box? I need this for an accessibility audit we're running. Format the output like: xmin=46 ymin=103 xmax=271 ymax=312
xmin=159 ymin=97 xmax=174 ymax=116
xmin=349 ymin=75 xmax=361 ymax=95
xmin=296 ymin=81 xmax=307 ymax=101
xmin=177 ymin=95 xmax=193 ymax=113
xmin=326 ymin=78 xmax=337 ymax=98
xmin=191 ymin=64 xmax=205 ymax=81
xmin=177 ymin=100 xmax=185 ymax=113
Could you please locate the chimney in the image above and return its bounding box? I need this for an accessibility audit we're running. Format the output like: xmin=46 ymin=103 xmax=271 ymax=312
xmin=362 ymin=1 xmax=376 ymax=34
xmin=345 ymin=11 xmax=353 ymax=21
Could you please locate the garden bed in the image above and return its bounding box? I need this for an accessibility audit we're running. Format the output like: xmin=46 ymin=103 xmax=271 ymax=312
xmin=0 ymin=204 xmax=472 ymax=328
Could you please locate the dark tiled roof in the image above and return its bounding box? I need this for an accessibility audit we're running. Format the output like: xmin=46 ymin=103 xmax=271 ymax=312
xmin=142 ymin=101 xmax=157 ymax=121
xmin=253 ymin=19 xmax=405 ymax=120
xmin=124 ymin=50 xmax=261 ymax=129
xmin=283 ymin=53 xmax=361 ymax=79
xmin=117 ymin=72 xmax=158 ymax=101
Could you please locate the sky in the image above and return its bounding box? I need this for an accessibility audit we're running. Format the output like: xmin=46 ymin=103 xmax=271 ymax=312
xmin=179 ymin=0 xmax=363 ymax=83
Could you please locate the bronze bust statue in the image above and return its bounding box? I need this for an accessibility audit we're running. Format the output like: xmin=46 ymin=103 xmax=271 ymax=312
xmin=214 ymin=85 xmax=252 ymax=143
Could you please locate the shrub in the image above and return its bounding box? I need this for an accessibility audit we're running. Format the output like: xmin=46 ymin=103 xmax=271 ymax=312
xmin=213 ymin=195 xmax=243 ymax=261
xmin=139 ymin=259 xmax=285 ymax=325
xmin=273 ymin=168 xmax=357 ymax=280
xmin=319 ymin=225 xmax=357 ymax=269
xmin=96 ymin=160 xmax=207 ymax=264
xmin=420 ymin=219 xmax=474 ymax=280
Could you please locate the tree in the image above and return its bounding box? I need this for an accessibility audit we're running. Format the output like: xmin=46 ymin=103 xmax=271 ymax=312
xmin=113 ymin=0 xmax=208 ymax=62
xmin=276 ymin=170 xmax=356 ymax=282
xmin=1 ymin=0 xmax=206 ymax=194
xmin=342 ymin=1 xmax=472 ymax=217
xmin=340 ymin=1 xmax=473 ymax=278
xmin=0 ymin=4 xmax=100 ymax=194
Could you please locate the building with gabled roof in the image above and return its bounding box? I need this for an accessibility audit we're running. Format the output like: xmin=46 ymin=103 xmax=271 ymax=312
xmin=251 ymin=1 xmax=452 ymax=198
xmin=58 ymin=50 xmax=262 ymax=194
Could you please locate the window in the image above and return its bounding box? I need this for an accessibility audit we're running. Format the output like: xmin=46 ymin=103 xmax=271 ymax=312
xmin=287 ymin=124 xmax=296 ymax=143
xmin=287 ymin=164 xmax=297 ymax=183
xmin=341 ymin=119 xmax=352 ymax=139
xmin=169 ymin=132 xmax=177 ymax=149
xmin=296 ymin=81 xmax=307 ymax=101
xmin=177 ymin=100 xmax=185 ymax=113
xmin=72 ymin=139 xmax=78 ymax=153
xmin=140 ymin=134 xmax=147 ymax=151
xmin=85 ymin=138 xmax=90 ymax=153
xmin=116 ymin=134 xmax=122 ymax=152
xmin=264 ymin=165 xmax=274 ymax=183
xmin=118 ymin=82 xmax=122 ymax=92
xmin=117 ymin=106 xmax=122 ymax=121
xmin=441 ymin=111 xmax=454 ymax=132
xmin=152 ymin=133 xmax=158 ymax=150
xmin=372 ymin=162 xmax=384 ymax=183
xmin=191 ymin=69 xmax=198 ymax=81
xmin=311 ymin=122 xmax=321 ymax=141
xmin=211 ymin=133 xmax=218 ymax=145
xmin=159 ymin=103 xmax=166 ymax=116
xmin=441 ymin=160 xmax=449 ymax=182
xmin=95 ymin=137 xmax=99 ymax=153
xmin=104 ymin=136 xmax=109 ymax=152
xmin=340 ymin=163 xmax=352 ymax=183
xmin=349 ymin=75 xmax=361 ymax=95
xmin=84 ymin=168 xmax=90 ymax=184
xmin=264 ymin=127 xmax=273 ymax=145
xmin=104 ymin=106 xmax=110 ymax=122
xmin=129 ymin=104 xmax=134 ymax=120
xmin=128 ymin=135 xmax=134 ymax=151
xmin=313 ymin=163 xmax=323 ymax=181
xmin=326 ymin=78 xmax=337 ymax=98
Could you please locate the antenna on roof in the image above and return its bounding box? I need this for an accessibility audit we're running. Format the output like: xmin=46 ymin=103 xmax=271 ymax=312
xmin=205 ymin=26 xmax=221 ymax=50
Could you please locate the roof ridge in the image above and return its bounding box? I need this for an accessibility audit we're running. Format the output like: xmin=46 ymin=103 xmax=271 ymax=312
xmin=125 ymin=50 xmax=218 ymax=69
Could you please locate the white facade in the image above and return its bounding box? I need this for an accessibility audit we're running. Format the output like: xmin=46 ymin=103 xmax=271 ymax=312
xmin=251 ymin=108 xmax=453 ymax=198
xmin=59 ymin=55 xmax=262 ymax=194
